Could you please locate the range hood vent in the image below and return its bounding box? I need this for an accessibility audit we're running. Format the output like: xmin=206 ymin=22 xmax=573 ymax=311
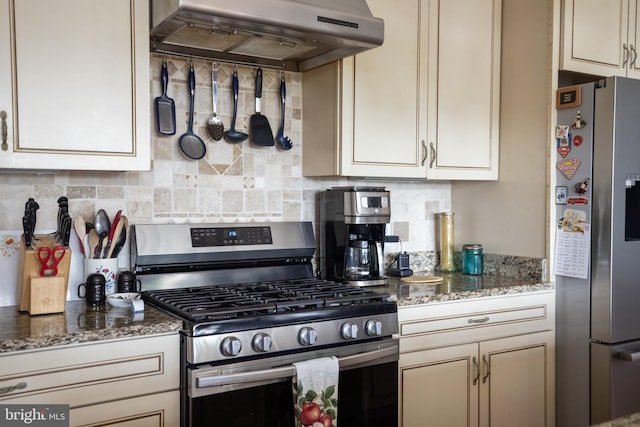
xmin=150 ymin=0 xmax=384 ymax=71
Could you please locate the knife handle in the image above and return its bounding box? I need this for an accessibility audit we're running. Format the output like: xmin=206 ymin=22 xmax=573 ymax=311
xmin=22 ymin=216 xmax=31 ymax=248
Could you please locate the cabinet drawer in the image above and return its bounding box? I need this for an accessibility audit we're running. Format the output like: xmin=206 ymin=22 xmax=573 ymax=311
xmin=399 ymin=291 xmax=554 ymax=352
xmin=70 ymin=390 xmax=180 ymax=427
xmin=0 ymin=333 xmax=179 ymax=407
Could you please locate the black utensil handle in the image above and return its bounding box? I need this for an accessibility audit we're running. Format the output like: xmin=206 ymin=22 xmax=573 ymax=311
xmin=280 ymin=76 xmax=286 ymax=102
xmin=22 ymin=216 xmax=31 ymax=248
xmin=188 ymin=64 xmax=196 ymax=130
xmin=255 ymin=68 xmax=262 ymax=99
xmin=230 ymin=69 xmax=239 ymax=127
xmin=161 ymin=61 xmax=169 ymax=96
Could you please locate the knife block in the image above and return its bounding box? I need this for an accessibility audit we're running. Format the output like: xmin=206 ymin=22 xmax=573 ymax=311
xmin=18 ymin=234 xmax=71 ymax=314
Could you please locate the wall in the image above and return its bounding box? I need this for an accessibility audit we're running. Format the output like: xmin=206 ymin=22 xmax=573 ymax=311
xmin=452 ymin=0 xmax=552 ymax=259
xmin=0 ymin=55 xmax=451 ymax=305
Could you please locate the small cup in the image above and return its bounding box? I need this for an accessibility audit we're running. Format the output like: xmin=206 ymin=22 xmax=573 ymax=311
xmin=117 ymin=271 xmax=141 ymax=293
xmin=78 ymin=273 xmax=106 ymax=307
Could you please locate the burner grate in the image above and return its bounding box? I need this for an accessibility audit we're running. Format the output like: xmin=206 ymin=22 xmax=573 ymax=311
xmin=142 ymin=278 xmax=390 ymax=322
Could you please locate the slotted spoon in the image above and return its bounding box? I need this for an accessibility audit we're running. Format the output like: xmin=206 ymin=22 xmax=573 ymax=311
xmin=207 ymin=62 xmax=224 ymax=141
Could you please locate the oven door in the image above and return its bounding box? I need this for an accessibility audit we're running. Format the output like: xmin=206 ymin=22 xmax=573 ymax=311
xmin=186 ymin=339 xmax=398 ymax=427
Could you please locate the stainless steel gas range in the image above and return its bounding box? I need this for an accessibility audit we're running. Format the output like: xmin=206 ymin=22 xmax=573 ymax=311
xmin=131 ymin=221 xmax=399 ymax=427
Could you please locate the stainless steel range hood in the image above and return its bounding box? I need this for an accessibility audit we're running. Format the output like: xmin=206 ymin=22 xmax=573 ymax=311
xmin=150 ymin=0 xmax=384 ymax=71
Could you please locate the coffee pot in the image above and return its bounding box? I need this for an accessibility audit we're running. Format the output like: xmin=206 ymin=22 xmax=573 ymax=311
xmin=320 ymin=187 xmax=390 ymax=287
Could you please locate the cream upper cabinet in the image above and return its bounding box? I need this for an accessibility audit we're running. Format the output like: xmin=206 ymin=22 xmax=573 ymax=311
xmin=302 ymin=0 xmax=501 ymax=180
xmin=561 ymin=0 xmax=640 ymax=78
xmin=303 ymin=0 xmax=427 ymax=178
xmin=0 ymin=0 xmax=150 ymax=171
xmin=425 ymin=0 xmax=501 ymax=180
xmin=398 ymin=292 xmax=555 ymax=427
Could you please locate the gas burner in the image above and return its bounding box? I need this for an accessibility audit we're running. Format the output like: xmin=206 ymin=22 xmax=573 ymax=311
xmin=142 ymin=278 xmax=390 ymax=323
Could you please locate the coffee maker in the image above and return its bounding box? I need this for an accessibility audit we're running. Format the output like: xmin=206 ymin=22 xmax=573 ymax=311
xmin=320 ymin=187 xmax=390 ymax=287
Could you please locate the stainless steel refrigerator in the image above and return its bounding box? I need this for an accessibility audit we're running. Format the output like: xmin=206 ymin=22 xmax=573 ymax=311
xmin=556 ymin=76 xmax=640 ymax=426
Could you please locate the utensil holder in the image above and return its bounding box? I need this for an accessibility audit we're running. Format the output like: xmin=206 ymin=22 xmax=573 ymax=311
xmin=84 ymin=258 xmax=118 ymax=295
xmin=18 ymin=234 xmax=71 ymax=314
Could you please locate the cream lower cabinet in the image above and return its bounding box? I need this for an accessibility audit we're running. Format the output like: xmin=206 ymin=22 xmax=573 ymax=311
xmin=398 ymin=291 xmax=555 ymax=427
xmin=302 ymin=0 xmax=500 ymax=180
xmin=560 ymin=0 xmax=640 ymax=78
xmin=0 ymin=0 xmax=150 ymax=171
xmin=0 ymin=333 xmax=180 ymax=427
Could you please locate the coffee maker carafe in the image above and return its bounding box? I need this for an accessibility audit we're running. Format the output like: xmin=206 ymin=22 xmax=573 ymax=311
xmin=320 ymin=187 xmax=390 ymax=287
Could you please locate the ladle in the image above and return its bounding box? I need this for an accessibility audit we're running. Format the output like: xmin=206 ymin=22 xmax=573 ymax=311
xmin=93 ymin=209 xmax=110 ymax=259
xmin=223 ymin=67 xmax=249 ymax=143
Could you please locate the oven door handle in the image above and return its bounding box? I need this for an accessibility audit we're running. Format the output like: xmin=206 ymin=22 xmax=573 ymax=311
xmin=195 ymin=346 xmax=397 ymax=389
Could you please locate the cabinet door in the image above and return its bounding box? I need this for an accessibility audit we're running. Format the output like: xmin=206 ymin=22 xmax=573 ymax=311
xmin=629 ymin=1 xmax=640 ymax=78
xmin=0 ymin=0 xmax=150 ymax=171
xmin=425 ymin=0 xmax=501 ymax=180
xmin=339 ymin=0 xmax=428 ymax=178
xmin=561 ymin=0 xmax=629 ymax=77
xmin=400 ymin=343 xmax=479 ymax=427
xmin=478 ymin=331 xmax=554 ymax=427
xmin=0 ymin=1 xmax=11 ymax=154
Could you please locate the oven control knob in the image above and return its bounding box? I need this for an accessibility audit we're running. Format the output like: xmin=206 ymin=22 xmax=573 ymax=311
xmin=340 ymin=322 xmax=359 ymax=340
xmin=252 ymin=333 xmax=273 ymax=353
xmin=365 ymin=320 xmax=383 ymax=336
xmin=220 ymin=337 xmax=242 ymax=357
xmin=298 ymin=327 xmax=318 ymax=346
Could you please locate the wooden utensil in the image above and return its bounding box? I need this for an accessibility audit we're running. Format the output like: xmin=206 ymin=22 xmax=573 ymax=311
xmin=87 ymin=228 xmax=100 ymax=260
xmin=73 ymin=216 xmax=86 ymax=257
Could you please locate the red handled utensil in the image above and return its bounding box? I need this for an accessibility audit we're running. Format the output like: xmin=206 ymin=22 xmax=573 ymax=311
xmin=37 ymin=245 xmax=66 ymax=277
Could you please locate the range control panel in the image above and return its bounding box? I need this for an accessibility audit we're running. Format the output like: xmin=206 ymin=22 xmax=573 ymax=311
xmin=191 ymin=226 xmax=273 ymax=247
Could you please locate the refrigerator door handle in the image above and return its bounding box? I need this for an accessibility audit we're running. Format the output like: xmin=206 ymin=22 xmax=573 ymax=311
xmin=617 ymin=350 xmax=640 ymax=362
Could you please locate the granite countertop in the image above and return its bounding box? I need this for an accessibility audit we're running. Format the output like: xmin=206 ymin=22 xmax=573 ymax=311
xmin=0 ymin=300 xmax=182 ymax=354
xmin=383 ymin=272 xmax=554 ymax=307
xmin=0 ymin=270 xmax=553 ymax=354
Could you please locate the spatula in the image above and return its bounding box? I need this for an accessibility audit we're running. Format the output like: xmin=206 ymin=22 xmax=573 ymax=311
xmin=250 ymin=68 xmax=274 ymax=146
xmin=155 ymin=59 xmax=176 ymax=136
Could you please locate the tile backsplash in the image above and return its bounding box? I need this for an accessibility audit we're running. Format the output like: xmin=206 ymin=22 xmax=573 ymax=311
xmin=0 ymin=54 xmax=451 ymax=306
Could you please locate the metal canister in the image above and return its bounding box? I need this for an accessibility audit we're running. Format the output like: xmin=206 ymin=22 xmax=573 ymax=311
xmin=462 ymin=244 xmax=483 ymax=275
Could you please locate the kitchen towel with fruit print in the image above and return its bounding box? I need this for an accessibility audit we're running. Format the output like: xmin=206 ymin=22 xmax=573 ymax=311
xmin=293 ymin=356 xmax=338 ymax=427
